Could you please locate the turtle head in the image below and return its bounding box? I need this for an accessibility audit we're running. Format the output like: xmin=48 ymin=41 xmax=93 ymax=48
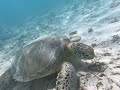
xmin=67 ymin=42 xmax=95 ymax=59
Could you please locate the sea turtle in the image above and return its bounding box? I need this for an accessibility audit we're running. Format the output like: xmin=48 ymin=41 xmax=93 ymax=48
xmin=0 ymin=36 xmax=95 ymax=90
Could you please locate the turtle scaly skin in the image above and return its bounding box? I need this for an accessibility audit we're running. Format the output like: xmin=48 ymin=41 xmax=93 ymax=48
xmin=55 ymin=41 xmax=95 ymax=90
xmin=56 ymin=62 xmax=78 ymax=90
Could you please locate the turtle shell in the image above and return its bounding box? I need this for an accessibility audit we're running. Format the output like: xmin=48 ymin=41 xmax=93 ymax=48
xmin=12 ymin=37 xmax=65 ymax=82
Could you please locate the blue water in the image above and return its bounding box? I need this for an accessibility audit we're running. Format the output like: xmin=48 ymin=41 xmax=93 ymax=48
xmin=0 ymin=0 xmax=71 ymax=24
xmin=0 ymin=0 xmax=120 ymax=46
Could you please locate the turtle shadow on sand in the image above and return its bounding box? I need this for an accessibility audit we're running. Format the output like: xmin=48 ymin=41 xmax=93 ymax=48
xmin=73 ymin=60 xmax=108 ymax=73
xmin=0 ymin=68 xmax=57 ymax=90
xmin=0 ymin=60 xmax=107 ymax=90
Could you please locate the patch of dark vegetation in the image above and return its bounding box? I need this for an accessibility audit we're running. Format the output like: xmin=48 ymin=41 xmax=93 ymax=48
xmin=110 ymin=18 xmax=119 ymax=23
xmin=111 ymin=34 xmax=120 ymax=43
xmin=88 ymin=28 xmax=94 ymax=33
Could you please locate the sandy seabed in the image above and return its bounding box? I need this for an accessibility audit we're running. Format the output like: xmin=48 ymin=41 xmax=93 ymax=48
xmin=0 ymin=21 xmax=120 ymax=90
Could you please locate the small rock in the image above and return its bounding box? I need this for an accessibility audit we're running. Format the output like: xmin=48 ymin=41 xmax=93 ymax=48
xmin=69 ymin=31 xmax=77 ymax=35
xmin=109 ymin=61 xmax=114 ymax=64
xmin=103 ymin=52 xmax=111 ymax=56
xmin=88 ymin=28 xmax=94 ymax=33
xmin=70 ymin=36 xmax=81 ymax=42
xmin=91 ymin=43 xmax=97 ymax=47
xmin=111 ymin=34 xmax=120 ymax=43
xmin=99 ymin=73 xmax=105 ymax=77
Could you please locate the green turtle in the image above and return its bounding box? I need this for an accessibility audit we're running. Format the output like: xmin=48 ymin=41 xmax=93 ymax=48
xmin=1 ymin=36 xmax=95 ymax=90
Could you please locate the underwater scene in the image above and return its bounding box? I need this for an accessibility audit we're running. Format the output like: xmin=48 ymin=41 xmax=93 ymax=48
xmin=0 ymin=0 xmax=120 ymax=90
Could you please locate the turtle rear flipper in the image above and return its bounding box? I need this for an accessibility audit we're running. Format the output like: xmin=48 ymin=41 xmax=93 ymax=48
xmin=56 ymin=62 xmax=78 ymax=90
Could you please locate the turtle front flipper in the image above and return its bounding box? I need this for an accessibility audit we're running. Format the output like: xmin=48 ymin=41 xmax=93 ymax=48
xmin=56 ymin=62 xmax=78 ymax=90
